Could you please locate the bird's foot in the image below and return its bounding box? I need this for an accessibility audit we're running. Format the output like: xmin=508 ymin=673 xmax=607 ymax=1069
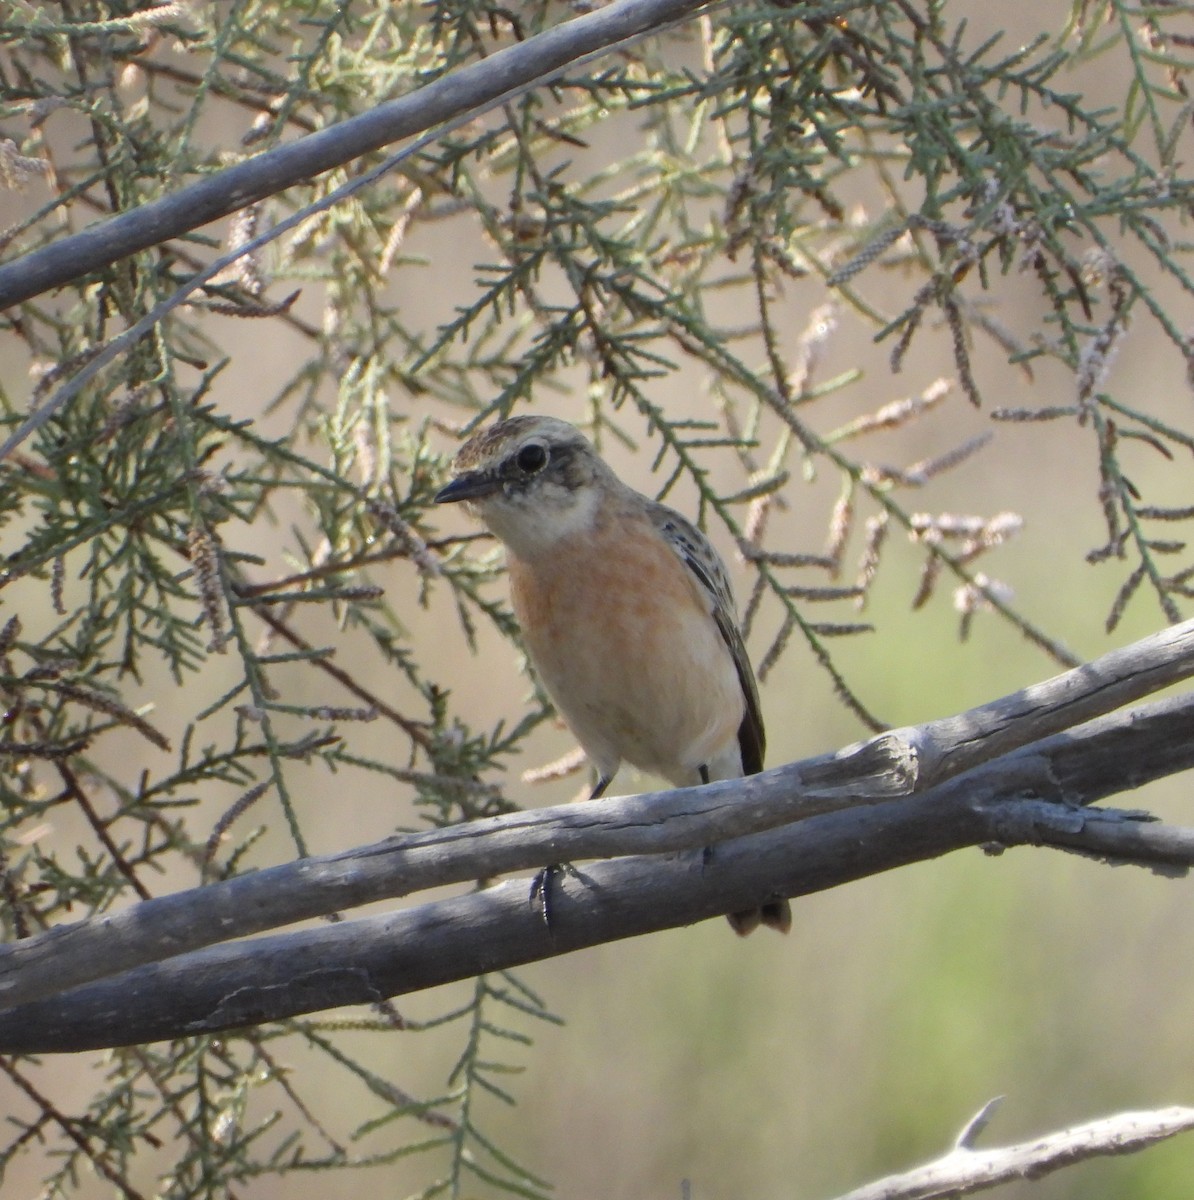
xmin=529 ymin=861 xmax=581 ymax=930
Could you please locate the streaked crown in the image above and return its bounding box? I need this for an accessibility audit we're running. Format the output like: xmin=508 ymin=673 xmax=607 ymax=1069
xmin=434 ymin=415 xmax=616 ymax=554
xmin=454 ymin=415 xmax=583 ymax=470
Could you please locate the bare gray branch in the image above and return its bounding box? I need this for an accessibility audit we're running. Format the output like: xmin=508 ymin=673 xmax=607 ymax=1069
xmin=831 ymin=1104 xmax=1194 ymax=1200
xmin=2 ymin=682 xmax=1194 ymax=1052
xmin=3 ymin=618 xmax=1194 ymax=1017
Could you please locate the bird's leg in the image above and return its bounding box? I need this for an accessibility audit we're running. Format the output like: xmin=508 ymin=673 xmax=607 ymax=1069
xmin=530 ymin=860 xmax=585 ymax=930
xmin=531 ymin=772 xmax=611 ymax=928
xmin=698 ymin=764 xmax=715 ymax=866
xmin=529 ymin=866 xmax=556 ymax=929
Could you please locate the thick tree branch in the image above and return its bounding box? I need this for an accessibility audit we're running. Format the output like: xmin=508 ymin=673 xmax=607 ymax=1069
xmin=2 ymin=684 xmax=1194 ymax=1054
xmin=830 ymin=1101 xmax=1194 ymax=1200
xmin=2 ymin=618 xmax=1193 ymax=1015
xmin=903 ymin=618 xmax=1194 ymax=785
xmin=0 ymin=734 xmax=914 ymax=1012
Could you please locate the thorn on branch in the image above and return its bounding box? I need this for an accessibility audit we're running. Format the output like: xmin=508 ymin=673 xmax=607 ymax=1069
xmin=954 ymin=1096 xmax=1004 ymax=1150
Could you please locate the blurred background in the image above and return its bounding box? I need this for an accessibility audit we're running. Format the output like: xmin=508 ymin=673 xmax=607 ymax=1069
xmin=1 ymin=0 xmax=1193 ymax=1196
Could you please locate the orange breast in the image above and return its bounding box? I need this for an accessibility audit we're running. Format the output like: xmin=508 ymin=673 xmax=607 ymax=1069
xmin=508 ymin=508 xmax=742 ymax=785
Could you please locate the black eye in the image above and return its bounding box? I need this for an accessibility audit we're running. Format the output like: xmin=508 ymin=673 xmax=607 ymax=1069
xmin=515 ymin=442 xmax=548 ymax=474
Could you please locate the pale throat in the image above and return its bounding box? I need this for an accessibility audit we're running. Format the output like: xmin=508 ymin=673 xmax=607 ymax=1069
xmin=480 ymin=481 xmax=602 ymax=560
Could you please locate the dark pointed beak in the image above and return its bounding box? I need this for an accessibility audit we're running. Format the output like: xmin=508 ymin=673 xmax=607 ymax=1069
xmin=434 ymin=470 xmax=501 ymax=504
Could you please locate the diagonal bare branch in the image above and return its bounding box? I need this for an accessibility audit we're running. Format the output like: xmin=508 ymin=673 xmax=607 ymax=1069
xmin=0 ymin=0 xmax=712 ymax=312
xmin=0 ymin=0 xmax=717 ymax=463
xmin=830 ymin=1103 xmax=1194 ymax=1200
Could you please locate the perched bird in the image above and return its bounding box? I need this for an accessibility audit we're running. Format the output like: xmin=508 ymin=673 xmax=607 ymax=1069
xmin=435 ymin=414 xmax=790 ymax=935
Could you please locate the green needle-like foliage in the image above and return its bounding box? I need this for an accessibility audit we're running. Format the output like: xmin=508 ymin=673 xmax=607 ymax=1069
xmin=0 ymin=0 xmax=1192 ymax=1196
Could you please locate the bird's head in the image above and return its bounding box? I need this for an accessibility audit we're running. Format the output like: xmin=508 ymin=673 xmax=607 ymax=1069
xmin=434 ymin=415 xmax=612 ymax=556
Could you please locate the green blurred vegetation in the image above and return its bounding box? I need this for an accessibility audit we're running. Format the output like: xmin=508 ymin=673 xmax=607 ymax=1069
xmin=1 ymin=0 xmax=1193 ymax=1197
